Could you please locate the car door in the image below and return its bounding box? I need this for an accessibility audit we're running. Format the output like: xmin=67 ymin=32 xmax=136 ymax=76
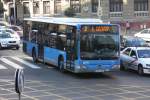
xmin=121 ymin=48 xmax=132 ymax=68
xmin=128 ymin=50 xmax=138 ymax=70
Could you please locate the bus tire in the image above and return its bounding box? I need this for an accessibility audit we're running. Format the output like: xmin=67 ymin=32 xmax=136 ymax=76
xmin=32 ymin=49 xmax=38 ymax=63
xmin=138 ymin=64 xmax=143 ymax=75
xmin=58 ymin=57 xmax=65 ymax=72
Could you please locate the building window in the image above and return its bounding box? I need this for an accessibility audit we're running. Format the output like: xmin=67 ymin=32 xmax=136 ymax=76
xmin=134 ymin=0 xmax=148 ymax=11
xmin=54 ymin=0 xmax=61 ymax=14
xmin=92 ymin=0 xmax=98 ymax=13
xmin=33 ymin=1 xmax=39 ymax=14
xmin=109 ymin=0 xmax=123 ymax=12
xmin=23 ymin=2 xmax=30 ymax=14
xmin=43 ymin=1 xmax=50 ymax=14
xmin=70 ymin=0 xmax=81 ymax=13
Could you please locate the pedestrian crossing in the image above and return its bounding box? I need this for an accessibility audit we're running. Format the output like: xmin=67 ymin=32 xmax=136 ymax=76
xmin=0 ymin=64 xmax=7 ymax=69
xmin=0 ymin=57 xmax=42 ymax=70
xmin=12 ymin=57 xmax=40 ymax=69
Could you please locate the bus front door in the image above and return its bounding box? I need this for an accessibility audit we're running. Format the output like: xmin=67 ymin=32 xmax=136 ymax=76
xmin=66 ymin=33 xmax=75 ymax=71
xmin=37 ymin=33 xmax=44 ymax=60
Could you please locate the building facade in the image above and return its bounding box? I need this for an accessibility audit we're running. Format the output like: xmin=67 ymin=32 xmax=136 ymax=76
xmin=2 ymin=0 xmax=150 ymax=34
xmin=2 ymin=0 xmax=99 ymax=19
xmin=99 ymin=0 xmax=150 ymax=34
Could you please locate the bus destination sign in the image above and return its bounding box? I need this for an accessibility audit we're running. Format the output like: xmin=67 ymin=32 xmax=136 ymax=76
xmin=81 ymin=25 xmax=117 ymax=33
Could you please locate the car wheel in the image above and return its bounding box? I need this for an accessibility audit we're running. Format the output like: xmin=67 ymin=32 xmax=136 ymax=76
xmin=32 ymin=50 xmax=38 ymax=63
xmin=138 ymin=65 xmax=143 ymax=75
xmin=0 ymin=44 xmax=2 ymax=50
xmin=120 ymin=61 xmax=125 ymax=71
xmin=16 ymin=46 xmax=20 ymax=50
xmin=58 ymin=57 xmax=65 ymax=72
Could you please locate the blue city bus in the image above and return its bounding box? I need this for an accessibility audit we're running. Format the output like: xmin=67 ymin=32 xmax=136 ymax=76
xmin=23 ymin=17 xmax=120 ymax=73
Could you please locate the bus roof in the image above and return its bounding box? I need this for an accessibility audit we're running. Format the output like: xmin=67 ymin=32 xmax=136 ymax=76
xmin=24 ymin=17 xmax=111 ymax=26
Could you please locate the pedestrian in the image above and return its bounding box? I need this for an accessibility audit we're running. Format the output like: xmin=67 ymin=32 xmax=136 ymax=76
xmin=126 ymin=21 xmax=130 ymax=35
xmin=10 ymin=15 xmax=14 ymax=25
xmin=8 ymin=16 xmax=11 ymax=25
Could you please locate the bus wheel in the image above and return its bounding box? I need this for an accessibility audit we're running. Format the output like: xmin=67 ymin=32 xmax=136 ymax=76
xmin=58 ymin=57 xmax=65 ymax=72
xmin=32 ymin=50 xmax=38 ymax=63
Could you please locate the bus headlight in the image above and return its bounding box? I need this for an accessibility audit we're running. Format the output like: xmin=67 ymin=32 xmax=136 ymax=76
xmin=76 ymin=65 xmax=81 ymax=69
xmin=80 ymin=64 xmax=87 ymax=70
xmin=112 ymin=65 xmax=120 ymax=69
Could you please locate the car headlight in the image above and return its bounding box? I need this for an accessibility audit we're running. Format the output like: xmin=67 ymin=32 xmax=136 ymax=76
xmin=1 ymin=41 xmax=7 ymax=44
xmin=146 ymin=64 xmax=150 ymax=67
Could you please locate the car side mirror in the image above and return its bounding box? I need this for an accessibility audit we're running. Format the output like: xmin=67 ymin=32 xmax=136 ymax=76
xmin=132 ymin=55 xmax=137 ymax=59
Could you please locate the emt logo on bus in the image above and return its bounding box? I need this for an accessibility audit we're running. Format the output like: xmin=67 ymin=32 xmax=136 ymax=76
xmin=81 ymin=25 xmax=117 ymax=33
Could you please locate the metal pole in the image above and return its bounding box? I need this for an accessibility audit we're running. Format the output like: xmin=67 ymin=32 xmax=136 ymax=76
xmin=13 ymin=0 xmax=16 ymax=25
xmin=18 ymin=93 xmax=21 ymax=100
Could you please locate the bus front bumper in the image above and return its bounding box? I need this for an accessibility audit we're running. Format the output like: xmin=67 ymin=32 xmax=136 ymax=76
xmin=74 ymin=64 xmax=120 ymax=73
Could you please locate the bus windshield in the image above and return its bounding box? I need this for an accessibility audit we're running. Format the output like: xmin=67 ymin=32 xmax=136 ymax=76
xmin=80 ymin=26 xmax=119 ymax=60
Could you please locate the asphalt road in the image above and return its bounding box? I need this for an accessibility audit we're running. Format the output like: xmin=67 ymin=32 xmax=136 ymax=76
xmin=0 ymin=47 xmax=150 ymax=100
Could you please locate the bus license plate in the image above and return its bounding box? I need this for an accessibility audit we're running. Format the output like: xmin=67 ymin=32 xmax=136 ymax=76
xmin=96 ymin=69 xmax=104 ymax=72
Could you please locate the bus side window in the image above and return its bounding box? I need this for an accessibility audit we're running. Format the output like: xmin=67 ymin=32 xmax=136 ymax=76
xmin=30 ymin=30 xmax=38 ymax=43
xmin=23 ymin=22 xmax=30 ymax=41
xmin=49 ymin=32 xmax=57 ymax=48
xmin=57 ymin=33 xmax=66 ymax=50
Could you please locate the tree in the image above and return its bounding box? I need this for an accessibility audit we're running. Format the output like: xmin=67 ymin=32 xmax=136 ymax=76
xmin=64 ymin=7 xmax=76 ymax=17
xmin=0 ymin=0 xmax=4 ymax=14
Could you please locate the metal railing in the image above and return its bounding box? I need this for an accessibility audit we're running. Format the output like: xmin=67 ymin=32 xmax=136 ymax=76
xmin=109 ymin=12 xmax=123 ymax=17
xmin=134 ymin=11 xmax=149 ymax=17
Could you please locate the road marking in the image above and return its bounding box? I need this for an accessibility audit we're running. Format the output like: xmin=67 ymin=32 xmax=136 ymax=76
xmin=0 ymin=64 xmax=7 ymax=69
xmin=11 ymin=57 xmax=40 ymax=69
xmin=1 ymin=56 xmax=31 ymax=59
xmin=0 ymin=58 xmax=23 ymax=69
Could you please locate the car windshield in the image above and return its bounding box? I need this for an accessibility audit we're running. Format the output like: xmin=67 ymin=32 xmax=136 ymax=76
xmin=0 ymin=29 xmax=15 ymax=34
xmin=0 ymin=23 xmax=6 ymax=26
xmin=9 ymin=26 xmax=21 ymax=31
xmin=0 ymin=33 xmax=11 ymax=38
xmin=125 ymin=38 xmax=147 ymax=47
xmin=137 ymin=50 xmax=150 ymax=58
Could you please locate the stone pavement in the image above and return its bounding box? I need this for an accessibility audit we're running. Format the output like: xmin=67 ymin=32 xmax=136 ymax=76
xmin=1 ymin=79 xmax=150 ymax=100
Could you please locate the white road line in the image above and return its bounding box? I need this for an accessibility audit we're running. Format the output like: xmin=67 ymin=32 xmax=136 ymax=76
xmin=11 ymin=57 xmax=40 ymax=69
xmin=0 ymin=58 xmax=23 ymax=69
xmin=0 ymin=64 xmax=7 ymax=69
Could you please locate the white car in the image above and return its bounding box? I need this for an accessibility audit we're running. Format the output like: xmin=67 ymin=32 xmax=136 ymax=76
xmin=0 ymin=30 xmax=20 ymax=50
xmin=120 ymin=47 xmax=150 ymax=75
xmin=0 ymin=28 xmax=20 ymax=39
xmin=8 ymin=25 xmax=23 ymax=38
xmin=0 ymin=21 xmax=9 ymax=27
xmin=134 ymin=28 xmax=150 ymax=42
